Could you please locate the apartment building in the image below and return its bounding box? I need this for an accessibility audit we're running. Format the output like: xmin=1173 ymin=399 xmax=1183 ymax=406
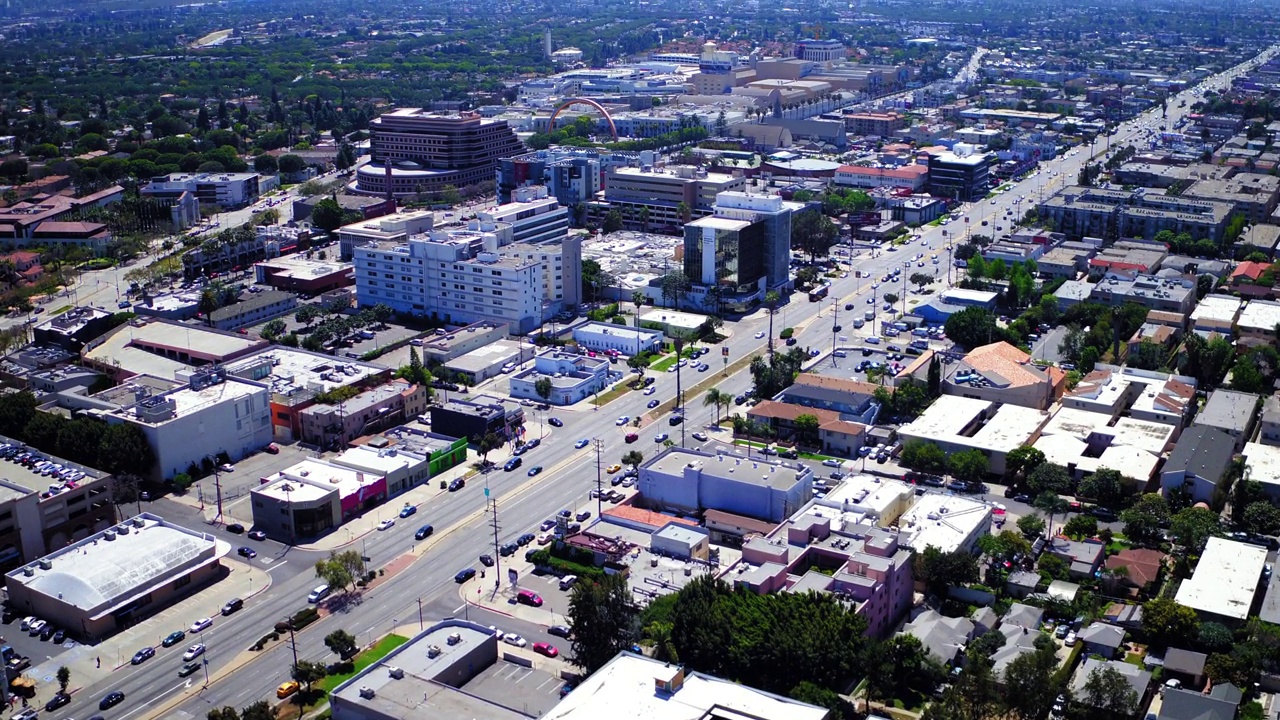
xmin=354 ymin=109 xmax=524 ymax=196
xmin=843 ymin=111 xmax=906 ymax=136
xmin=353 ymin=226 xmax=547 ymax=333
xmin=336 ymin=209 xmax=435 ymax=262
xmin=1039 ymin=186 xmax=1233 ymax=243
xmin=1181 ymin=173 xmax=1280 ymax=224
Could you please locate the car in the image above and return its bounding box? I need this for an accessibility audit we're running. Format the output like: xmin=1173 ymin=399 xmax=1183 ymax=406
xmin=218 ymin=463 xmax=235 ymax=473
xmin=178 ymin=661 xmax=202 ymax=678
xmin=1013 ymin=494 xmax=1030 ymax=503
xmin=517 ymin=589 xmax=544 ymax=607
xmin=647 ymin=399 xmax=660 ymax=409
xmin=276 ymin=681 xmax=300 ymax=699
xmin=574 ymin=438 xmax=590 ymax=449
xmin=264 ymin=443 xmax=280 ymax=454
xmin=45 ymin=692 xmax=71 ymax=712
xmin=377 ymin=519 xmax=395 ymax=531
xmin=691 ymin=431 xmax=708 ymax=442
xmin=226 ymin=523 xmax=245 ymax=534
xmin=669 ymin=415 xmax=683 ymax=425
xmin=518 ymin=532 xmax=536 ymax=546
xmin=415 ymin=524 xmax=434 ymax=540
xmin=10 ymin=708 xmax=36 ymax=720
xmin=131 ymin=647 xmax=155 ymax=665
xmin=499 ymin=542 xmax=518 ymax=557
xmin=237 ymin=546 xmax=257 ymax=559
xmin=399 ymin=505 xmax=417 ymax=518
xmin=537 ymin=532 xmax=554 ymax=545
xmin=809 ymin=349 xmax=820 ymax=358
xmin=183 ymin=644 xmax=206 ymax=661
xmin=548 ymin=624 xmax=573 ymax=639
xmin=221 ymin=598 xmax=243 ymax=616
xmin=449 ymin=477 xmax=466 ymax=491
xmin=52 ymin=628 xmax=66 ymax=644
xmin=606 ymin=464 xmax=622 ymax=473
xmin=189 ymin=617 xmax=213 ymax=633
xmin=1064 ymin=631 xmax=1078 ymax=647
xmin=27 ymin=618 xmax=46 ymax=635
xmin=533 ymin=642 xmax=559 ymax=658
xmin=615 ymin=416 xmax=629 ymax=426
xmin=163 ymin=630 xmax=186 ymax=647
xmin=247 ymin=529 xmax=267 ymax=541
xmin=40 ymin=624 xmax=55 ymax=641
xmin=625 ymin=432 xmax=639 ymax=443
xmin=734 ymin=394 xmax=747 ymax=405
xmin=527 ymin=465 xmax=543 ymax=477
xmin=548 ymin=417 xmax=563 ymax=427
xmin=1055 ymin=624 xmax=1070 ymax=639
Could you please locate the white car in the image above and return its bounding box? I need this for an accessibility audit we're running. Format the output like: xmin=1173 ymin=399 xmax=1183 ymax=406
xmin=183 ymin=644 xmax=206 ymax=661
xmin=377 ymin=519 xmax=395 ymax=531
xmin=754 ymin=331 xmax=765 ymax=339
xmin=219 ymin=463 xmax=235 ymax=473
xmin=643 ymin=386 xmax=656 ymax=395
xmin=488 ymin=626 xmax=505 ymax=641
xmin=615 ymin=416 xmax=629 ymax=426
xmin=503 ymin=634 xmax=528 ymax=648
xmin=189 ymin=617 xmax=213 ymax=633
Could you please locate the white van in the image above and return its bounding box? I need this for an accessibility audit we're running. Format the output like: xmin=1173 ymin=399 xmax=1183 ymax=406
xmin=308 ymin=584 xmax=331 ymax=603
xmin=558 ymin=575 xmax=579 ymax=591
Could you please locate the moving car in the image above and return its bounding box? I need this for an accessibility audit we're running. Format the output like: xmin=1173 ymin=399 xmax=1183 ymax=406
xmin=377 ymin=519 xmax=395 ymax=531
xmin=131 ymin=647 xmax=155 ymax=665
xmin=504 ymin=457 xmax=522 ymax=472
xmin=454 ymin=568 xmax=476 ymax=583
xmin=99 ymin=691 xmax=126 ymax=710
xmin=247 ymin=530 xmax=267 ymax=541
xmin=691 ymin=432 xmax=708 ymax=442
xmin=654 ymin=433 xmax=668 ymax=443
xmin=448 ymin=477 xmax=465 ymax=492
xmin=647 ymin=399 xmax=660 ymax=409
xmin=399 ymin=504 xmax=417 ymax=518
xmin=189 ymin=617 xmax=213 ymax=633
xmin=574 ymin=439 xmax=590 ymax=449
xmin=606 ymin=464 xmax=621 ymax=473
xmin=548 ymin=417 xmax=563 ymax=427
xmin=479 ymin=554 xmax=495 ymax=567
xmin=615 ymin=416 xmax=629 ymax=426
xmin=162 ymin=631 xmax=186 ymax=647
xmin=755 ymin=331 xmax=765 ymax=339
xmin=237 ymin=546 xmax=257 ymax=559
xmin=221 ymin=598 xmax=243 ymax=616
xmin=415 ymin=524 xmax=434 ymax=540
xmin=183 ymin=644 xmax=206 ymax=662
xmin=178 ymin=662 xmax=201 ymax=677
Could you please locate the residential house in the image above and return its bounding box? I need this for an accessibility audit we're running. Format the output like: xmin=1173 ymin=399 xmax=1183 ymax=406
xmin=1158 ymin=686 xmax=1239 ymax=720
xmin=1006 ymin=570 xmax=1041 ymax=598
xmin=1003 ymin=603 xmax=1044 ymax=631
xmin=1228 ymin=261 xmax=1279 ymax=300
xmin=942 ymin=341 xmax=1066 ymax=410
xmin=1045 ymin=536 xmax=1105 ymax=580
xmin=1071 ymin=658 xmax=1152 ymax=716
xmin=1259 ymin=395 xmax=1280 ymax=447
xmin=1077 ymin=622 xmax=1125 ymax=659
xmin=1159 ymin=426 xmax=1237 ymax=504
xmin=902 ymin=609 xmax=975 ymax=666
xmin=1103 ymin=548 xmax=1166 ymax=595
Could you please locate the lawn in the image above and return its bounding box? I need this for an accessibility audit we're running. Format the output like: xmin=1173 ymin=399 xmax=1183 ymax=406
xmin=591 ymin=383 xmax=632 ymax=407
xmin=650 ymin=355 xmax=678 ymax=372
xmin=319 ymin=634 xmax=409 ymax=693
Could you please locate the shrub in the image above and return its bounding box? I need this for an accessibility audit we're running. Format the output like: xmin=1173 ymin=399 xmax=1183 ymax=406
xmin=780 ymin=328 xmax=795 ymax=339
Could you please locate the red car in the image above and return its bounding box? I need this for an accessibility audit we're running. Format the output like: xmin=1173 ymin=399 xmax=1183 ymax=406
xmin=533 ymin=642 xmax=559 ymax=658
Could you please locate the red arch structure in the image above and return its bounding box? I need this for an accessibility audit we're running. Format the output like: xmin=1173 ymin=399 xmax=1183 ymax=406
xmin=547 ymin=98 xmax=619 ymax=141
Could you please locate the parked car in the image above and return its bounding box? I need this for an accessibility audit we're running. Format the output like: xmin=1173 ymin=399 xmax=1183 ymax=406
xmin=163 ymin=631 xmax=186 ymax=647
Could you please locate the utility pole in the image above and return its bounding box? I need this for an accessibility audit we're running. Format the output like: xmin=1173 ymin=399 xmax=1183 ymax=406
xmin=593 ymin=439 xmax=604 ymax=517
xmin=831 ymin=300 xmax=840 ymax=366
xmin=211 ymin=461 xmax=224 ymax=524
xmin=488 ymin=496 xmax=502 ymax=588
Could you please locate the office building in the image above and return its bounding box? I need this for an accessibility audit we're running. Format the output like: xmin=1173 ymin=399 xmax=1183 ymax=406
xmin=254 ymin=256 xmax=354 ymax=294
xmin=637 ymin=447 xmax=813 ymax=523
xmin=590 ymin=165 xmax=746 ymax=231
xmin=354 ymin=109 xmax=524 ymax=197
xmin=572 ymin=322 xmax=663 ymax=355
xmin=708 ymin=191 xmax=803 ymax=291
xmin=794 ymin=38 xmax=846 ymax=62
xmin=428 ymin=397 xmax=524 ymax=442
xmin=833 ymin=164 xmax=928 ymax=191
xmin=927 ymin=149 xmax=994 ymax=202
xmin=82 ymin=317 xmax=269 ymax=382
xmin=141 ymin=172 xmax=261 ymax=209
xmin=496 ymin=147 xmax=634 ymax=206
xmin=78 ymin=368 xmax=273 ymax=481
xmin=683 ymin=215 xmax=767 ymax=307
xmin=476 ymin=186 xmax=570 ymax=245
xmin=508 ymin=351 xmax=610 ymax=406
xmin=5 ymin=513 xmax=223 ymax=641
xmin=251 ymin=459 xmax=386 ymax=541
xmin=33 ymin=306 xmax=118 ymax=352
xmin=337 ymin=209 xmax=434 ymax=262
xmin=843 ymin=111 xmax=906 ymax=137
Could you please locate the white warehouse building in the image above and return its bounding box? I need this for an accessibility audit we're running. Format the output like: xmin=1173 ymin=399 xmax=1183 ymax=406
xmin=572 ymin=322 xmax=663 ymax=355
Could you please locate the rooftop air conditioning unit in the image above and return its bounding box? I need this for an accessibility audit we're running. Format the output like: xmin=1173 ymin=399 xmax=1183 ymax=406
xmin=37 ymin=559 xmax=51 ymax=570
xmin=387 ymin=667 xmax=404 ymax=680
xmin=104 ymin=530 xmax=117 ymax=541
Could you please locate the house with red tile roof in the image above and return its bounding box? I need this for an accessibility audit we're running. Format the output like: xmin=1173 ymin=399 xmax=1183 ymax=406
xmin=943 ymin=341 xmax=1066 ymax=410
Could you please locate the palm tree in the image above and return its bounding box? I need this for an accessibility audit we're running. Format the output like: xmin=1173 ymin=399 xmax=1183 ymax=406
xmin=703 ymin=388 xmax=730 ymax=428
xmin=631 ymin=291 xmax=646 ymax=329
xmin=764 ymin=291 xmax=780 ymax=355
xmin=1034 ymin=492 xmax=1070 ymax=539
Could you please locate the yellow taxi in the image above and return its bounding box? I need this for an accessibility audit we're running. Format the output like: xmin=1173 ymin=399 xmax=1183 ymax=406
xmin=606 ymin=464 xmax=622 ymax=474
xmin=277 ymin=680 xmax=300 ymax=699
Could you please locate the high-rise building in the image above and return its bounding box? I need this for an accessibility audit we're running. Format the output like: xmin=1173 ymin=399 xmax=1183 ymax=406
xmin=927 ymin=149 xmax=995 ymax=202
xmin=681 ymin=192 xmax=803 ymax=310
xmin=591 ymin=165 xmax=746 ymax=231
xmin=354 ymin=109 xmax=525 ymax=197
xmin=711 ymin=191 xmax=803 ymax=291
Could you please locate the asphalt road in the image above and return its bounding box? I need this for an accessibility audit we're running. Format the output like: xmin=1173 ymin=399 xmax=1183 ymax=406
xmin=45 ymin=44 xmax=1280 ymax=720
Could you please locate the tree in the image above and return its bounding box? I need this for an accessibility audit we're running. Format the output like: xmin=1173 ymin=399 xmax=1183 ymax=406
xmin=278 ymin=154 xmax=307 ymax=174
xmin=311 ymin=198 xmax=346 ymax=232
xmin=324 ymin=629 xmax=358 ymax=658
xmin=977 ymin=530 xmax=1031 ymax=566
xmin=602 ymin=209 xmax=624 ymax=234
xmin=208 ymin=707 xmax=239 ymax=720
xmin=864 ymin=635 xmax=944 ymax=706
xmin=1078 ymin=468 xmax=1126 ymax=508
xmin=883 ymin=292 xmax=899 ymax=305
xmin=927 ymin=354 xmax=942 ymax=396
xmin=1027 ymin=462 xmax=1071 ymax=495
xmin=295 ymin=304 xmax=324 ymax=326
xmin=254 ymin=154 xmax=279 ymax=174
xmin=1017 ymin=513 xmax=1046 ymax=539
xmin=534 ymin=377 xmax=553 ymax=402
xmin=1083 ymin=665 xmax=1138 ymax=719
xmin=901 ymin=439 xmax=947 ymax=473
xmin=290 ymin=660 xmax=327 ymax=695
xmin=240 ymin=701 xmax=272 ymax=720
xmin=98 ymin=423 xmax=155 ymax=477
xmin=924 ymin=648 xmax=998 ymax=720
xmin=1142 ymin=597 xmax=1201 ymax=649
xmin=944 ymin=307 xmax=1003 ymax=350
xmin=620 ymin=450 xmax=644 ymax=468
xmin=1034 ymin=492 xmax=1069 ymax=538
xmin=1169 ymin=506 xmax=1220 ymax=556
xmin=1243 ymin=501 xmax=1280 ymax=536
xmin=1003 ymin=645 xmax=1059 ymax=720
xmin=792 ymin=209 xmax=839 ymax=261
xmin=703 ymin=388 xmax=730 ymax=428
xmin=261 ymin=319 xmax=287 ymax=341
xmin=567 ymin=573 xmax=638 ymax=674
xmin=1063 ymin=514 xmax=1098 ymax=539
xmin=56 ymin=666 xmax=70 ymax=693
xmin=910 ymin=272 xmax=933 ymax=291
xmin=1181 ymin=333 xmax=1235 ymax=390
xmin=793 ymin=413 xmax=821 ymax=447
xmin=474 ymin=432 xmax=502 ymax=465
xmin=1005 ymin=445 xmax=1046 ymax=482
xmin=1121 ymin=493 xmax=1170 ymax=545
xmin=948 ymin=449 xmax=989 ymax=484
xmin=631 ymin=290 xmax=647 ymax=327
xmin=315 ymin=555 xmax=353 ymax=591
xmin=915 ymin=546 xmax=979 ymax=597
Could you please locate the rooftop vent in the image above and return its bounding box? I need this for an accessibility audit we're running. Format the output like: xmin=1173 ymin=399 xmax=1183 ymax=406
xmin=36 ymin=559 xmax=51 ymax=570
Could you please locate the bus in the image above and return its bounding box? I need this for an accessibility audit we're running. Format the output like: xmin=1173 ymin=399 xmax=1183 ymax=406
xmin=807 ymin=283 xmax=830 ymax=302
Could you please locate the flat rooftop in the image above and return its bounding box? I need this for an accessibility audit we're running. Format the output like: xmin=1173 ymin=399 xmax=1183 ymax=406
xmin=6 ymin=513 xmax=220 ymax=615
xmin=256 ymin=255 xmax=353 ymax=281
xmin=109 ymin=375 xmax=263 ymax=424
xmin=648 ymin=449 xmax=805 ymax=491
xmin=898 ymin=493 xmax=992 ymax=554
xmin=1242 ymin=442 xmax=1280 ymax=488
xmin=226 ymin=347 xmax=386 ymax=398
xmin=255 ymin=476 xmax=331 ymax=503
xmin=85 ymin=319 xmax=266 ymax=379
xmin=1238 ymin=300 xmax=1280 ymax=331
xmin=332 ymin=445 xmax=428 ymax=475
xmin=260 ymin=459 xmax=381 ymax=501
xmin=446 ymin=340 xmax=523 ymax=373
xmin=638 ymin=308 xmax=707 ymax=331
xmin=1175 ymin=536 xmax=1267 ymax=621
xmin=542 ymin=652 xmax=828 ymax=720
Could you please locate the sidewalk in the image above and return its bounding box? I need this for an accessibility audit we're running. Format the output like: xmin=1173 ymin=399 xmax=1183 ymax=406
xmin=26 ymin=556 xmax=270 ymax=710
